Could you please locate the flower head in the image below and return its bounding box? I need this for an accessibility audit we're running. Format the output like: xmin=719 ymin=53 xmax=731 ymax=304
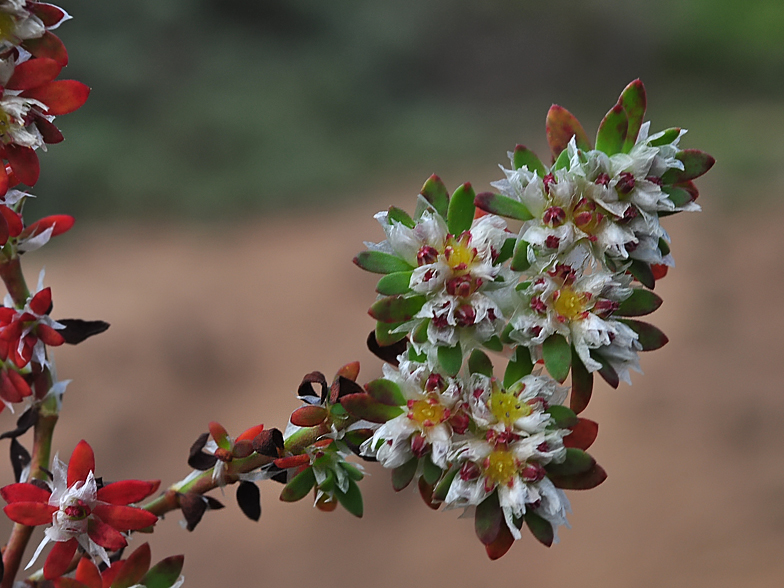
xmin=1 ymin=440 xmax=159 ymax=580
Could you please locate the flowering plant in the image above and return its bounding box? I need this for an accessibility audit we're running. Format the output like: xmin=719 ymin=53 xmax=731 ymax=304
xmin=0 ymin=2 xmax=713 ymax=585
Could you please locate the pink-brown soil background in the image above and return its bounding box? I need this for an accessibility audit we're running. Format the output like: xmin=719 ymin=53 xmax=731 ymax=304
xmin=2 ymin=186 xmax=783 ymax=587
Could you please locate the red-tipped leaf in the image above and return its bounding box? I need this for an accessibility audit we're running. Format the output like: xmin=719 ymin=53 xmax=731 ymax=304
xmin=67 ymin=440 xmax=95 ymax=486
xmin=96 ymin=480 xmax=160 ymax=505
xmin=44 ymin=538 xmax=78 ymax=580
xmin=546 ymin=104 xmax=591 ymax=160
xmin=6 ymin=57 xmax=62 ymax=91
xmin=563 ymin=418 xmax=599 ymax=450
xmin=5 ymin=144 xmax=39 ymax=186
xmin=3 ymin=501 xmax=57 ymax=525
xmin=23 ymin=80 xmax=90 ymax=115
xmin=92 ymin=504 xmax=157 ymax=531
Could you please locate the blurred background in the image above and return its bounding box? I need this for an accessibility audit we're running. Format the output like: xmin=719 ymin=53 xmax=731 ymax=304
xmin=2 ymin=0 xmax=784 ymax=587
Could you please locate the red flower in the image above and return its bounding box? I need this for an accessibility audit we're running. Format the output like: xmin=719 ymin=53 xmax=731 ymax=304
xmin=1 ymin=440 xmax=159 ymax=580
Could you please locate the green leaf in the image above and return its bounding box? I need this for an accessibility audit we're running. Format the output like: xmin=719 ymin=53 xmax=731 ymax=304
xmin=280 ymin=466 xmax=316 ymax=502
xmin=510 ymin=239 xmax=531 ymax=272
xmin=422 ymin=454 xmax=442 ymax=485
xmin=340 ymin=393 xmax=405 ymax=423
xmin=495 ymin=237 xmax=515 ymax=265
xmin=447 ymin=182 xmax=476 ymax=235
xmin=437 ymin=343 xmax=463 ymax=376
xmin=658 ymin=237 xmax=670 ymax=256
xmin=542 ymin=334 xmax=571 ymax=383
xmin=339 ymin=462 xmax=364 ymax=482
xmin=628 ymin=259 xmax=655 ymax=289
xmin=110 ymin=543 xmax=151 ymax=588
xmin=353 ymin=251 xmax=413 ymax=274
xmin=548 ymin=462 xmax=607 ymax=490
xmin=408 ymin=345 xmax=427 ymax=363
xmin=615 ymin=289 xmax=663 ymax=317
xmin=140 ymin=556 xmax=185 ymax=588
xmin=660 ymin=149 xmax=716 ymax=184
xmin=418 ymin=476 xmax=440 ymax=510
xmin=546 ymin=104 xmax=591 ymax=161
xmin=365 ymin=378 xmax=406 ymax=406
xmin=412 ymin=318 xmax=429 ymax=344
xmin=595 ymin=103 xmax=628 ymax=156
xmin=619 ymin=79 xmax=646 ymax=153
xmin=483 ymin=335 xmax=503 ymax=352
xmin=512 ymin=144 xmax=546 ymax=176
xmin=500 ymin=322 xmax=515 ymax=345
xmin=387 ymin=206 xmax=415 ymax=228
xmin=552 ymin=147 xmax=571 ymax=170
xmin=369 ymin=295 xmax=426 ymax=323
xmin=524 ymin=510 xmax=554 ymax=547
xmin=419 ymin=174 xmax=449 ymax=219
xmin=503 ymin=346 xmax=534 ymax=388
xmin=468 ymin=349 xmax=494 ymax=377
xmin=392 ymin=457 xmax=418 ymax=491
xmin=546 ymin=405 xmax=579 ymax=428
xmin=375 ymin=320 xmax=407 ymax=346
xmin=376 ymin=271 xmax=413 ymax=295
xmin=563 ymin=418 xmax=599 ymax=451
xmin=318 ymin=469 xmax=335 ymax=493
xmin=590 ymin=351 xmax=619 ymax=389
xmin=569 ymin=345 xmax=593 ymax=415
xmin=475 ymin=489 xmax=504 ymax=545
xmin=335 ymin=477 xmax=363 ymax=517
xmin=545 ymin=448 xmax=595 ymax=477
xmin=485 ymin=522 xmax=515 ymax=560
xmin=619 ymin=319 xmax=669 ymax=351
xmin=474 ymin=192 xmax=533 ymax=221
xmin=662 ymin=185 xmax=694 ymax=209
xmin=648 ymin=127 xmax=681 ymax=147
xmin=433 ymin=467 xmax=458 ymax=502
xmin=290 ymin=405 xmax=328 ymax=427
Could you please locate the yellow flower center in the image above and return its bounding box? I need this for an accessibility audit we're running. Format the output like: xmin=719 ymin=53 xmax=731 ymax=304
xmin=0 ymin=13 xmax=17 ymax=44
xmin=553 ymin=286 xmax=588 ymax=321
xmin=408 ymin=398 xmax=447 ymax=427
xmin=485 ymin=449 xmax=518 ymax=487
xmin=488 ymin=389 xmax=531 ymax=426
xmin=442 ymin=234 xmax=476 ymax=274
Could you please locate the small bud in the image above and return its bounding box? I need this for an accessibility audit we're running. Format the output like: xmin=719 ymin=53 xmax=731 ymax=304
xmin=410 ymin=433 xmax=429 ymax=458
xmin=616 ymin=172 xmax=635 ymax=195
xmin=446 ymin=275 xmax=475 ymax=298
xmin=449 ymin=409 xmax=470 ymax=434
xmin=530 ymin=296 xmax=547 ymax=314
xmin=542 ymin=173 xmax=556 ymax=193
xmin=425 ymin=373 xmax=446 ymax=393
xmin=417 ymin=245 xmax=439 ymax=266
xmin=459 ymin=461 xmax=481 ymax=481
xmin=454 ymin=304 xmax=476 ymax=327
xmin=520 ymin=462 xmax=545 ymax=483
xmin=544 ymin=235 xmax=560 ymax=250
xmin=594 ymin=173 xmax=610 ymax=186
xmin=543 ymin=206 xmax=566 ymax=228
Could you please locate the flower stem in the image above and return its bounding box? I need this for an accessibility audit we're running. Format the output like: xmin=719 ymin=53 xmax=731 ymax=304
xmin=143 ymin=419 xmax=349 ymax=517
xmin=2 ymin=410 xmax=58 ymax=588
xmin=0 ymin=256 xmax=59 ymax=588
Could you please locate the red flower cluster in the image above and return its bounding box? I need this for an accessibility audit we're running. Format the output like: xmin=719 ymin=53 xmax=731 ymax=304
xmin=0 ymin=285 xmax=63 ymax=368
xmin=1 ymin=440 xmax=160 ymax=580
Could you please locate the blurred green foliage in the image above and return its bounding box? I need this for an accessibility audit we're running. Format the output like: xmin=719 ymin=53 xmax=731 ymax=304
xmin=25 ymin=0 xmax=784 ymax=219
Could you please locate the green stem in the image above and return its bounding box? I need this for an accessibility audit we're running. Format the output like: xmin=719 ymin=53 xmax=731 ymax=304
xmin=0 ymin=257 xmax=58 ymax=588
xmin=143 ymin=418 xmax=351 ymax=517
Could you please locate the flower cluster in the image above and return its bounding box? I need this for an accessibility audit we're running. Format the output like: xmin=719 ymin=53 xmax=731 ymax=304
xmin=1 ymin=440 xmax=159 ymax=579
xmin=348 ymin=80 xmax=713 ymax=557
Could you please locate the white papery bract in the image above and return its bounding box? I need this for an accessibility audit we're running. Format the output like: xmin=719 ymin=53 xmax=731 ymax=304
xmin=507 ymin=250 xmax=641 ymax=375
xmin=368 ymin=206 xmax=512 ymax=354
xmin=361 ymin=355 xmax=462 ymax=469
